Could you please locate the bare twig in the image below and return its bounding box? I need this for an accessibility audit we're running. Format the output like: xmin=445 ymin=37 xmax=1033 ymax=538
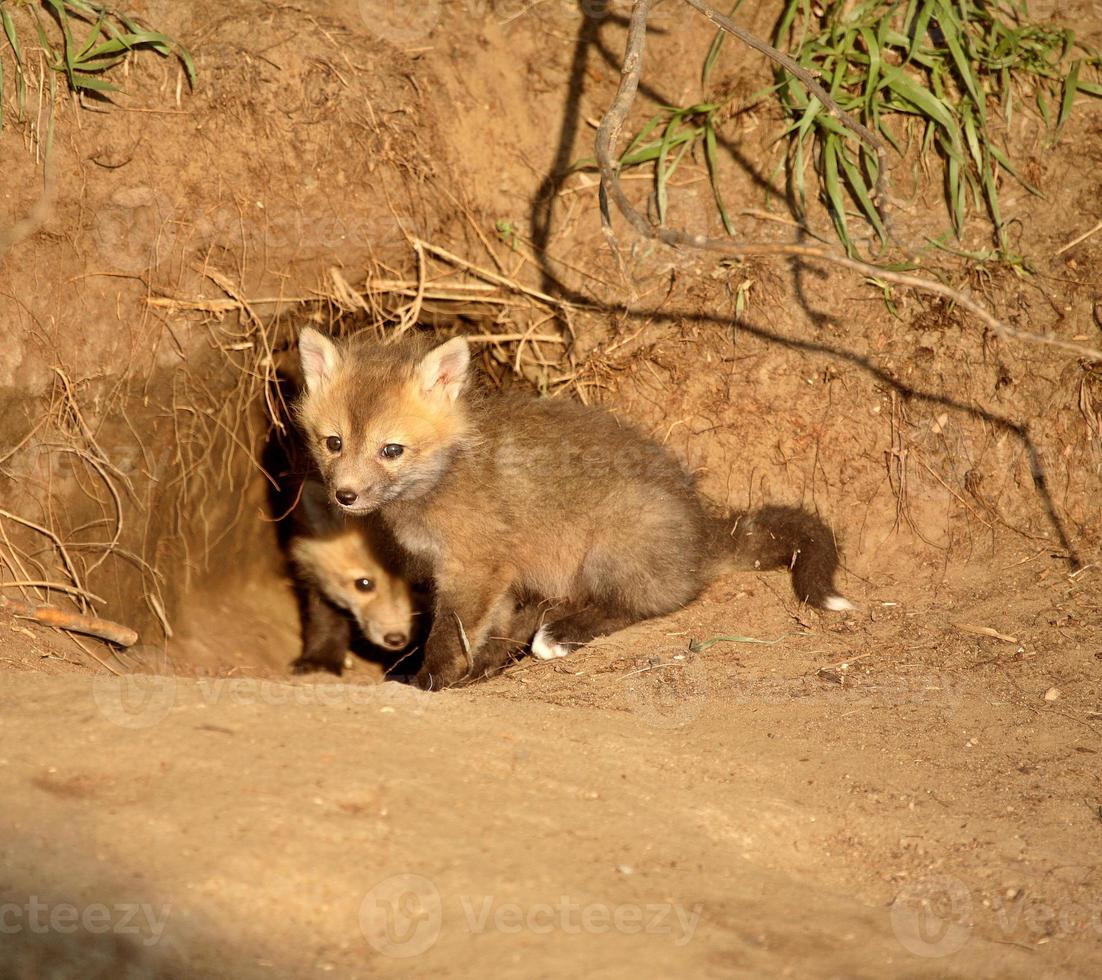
xmin=0 ymin=594 xmax=139 ymax=647
xmin=465 ymin=333 xmax=566 ymax=344
xmin=1055 ymin=218 xmax=1102 ymax=257
xmin=0 ymin=507 xmax=89 ymax=607
xmin=0 ymin=581 xmax=107 ymax=603
xmin=393 ymin=238 xmax=427 ymax=338
xmin=595 ymin=0 xmax=1102 ymax=361
xmin=414 ymin=239 xmax=589 ymax=312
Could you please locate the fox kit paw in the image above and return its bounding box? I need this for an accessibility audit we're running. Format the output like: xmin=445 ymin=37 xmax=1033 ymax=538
xmin=414 ymin=654 xmax=472 ymax=690
xmin=290 ymin=654 xmax=346 ymax=676
xmin=531 ymin=626 xmax=570 ymax=661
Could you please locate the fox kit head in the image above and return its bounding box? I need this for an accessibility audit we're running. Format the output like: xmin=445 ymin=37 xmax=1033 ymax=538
xmin=291 ymin=482 xmax=415 ymax=650
xmin=296 ymin=328 xmax=471 ymax=515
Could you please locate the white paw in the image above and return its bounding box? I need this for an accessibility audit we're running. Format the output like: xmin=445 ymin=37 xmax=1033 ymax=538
xmin=823 ymin=594 xmax=856 ymax=612
xmin=531 ymin=626 xmax=570 ymax=660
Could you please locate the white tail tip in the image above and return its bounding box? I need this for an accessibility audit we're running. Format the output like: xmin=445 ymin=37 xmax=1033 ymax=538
xmin=823 ymin=595 xmax=856 ymax=612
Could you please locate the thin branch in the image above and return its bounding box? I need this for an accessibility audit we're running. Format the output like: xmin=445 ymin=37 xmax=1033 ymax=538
xmin=0 ymin=507 xmax=89 ymax=606
xmin=414 ymin=239 xmax=591 ymax=311
xmin=595 ymin=0 xmax=1102 ymax=362
xmin=1055 ymin=218 xmax=1102 ymax=257
xmin=0 ymin=594 xmax=138 ymax=647
xmin=0 ymin=581 xmax=107 ymax=603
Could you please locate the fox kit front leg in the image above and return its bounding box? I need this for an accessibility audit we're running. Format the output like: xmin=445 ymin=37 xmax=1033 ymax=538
xmin=291 ymin=587 xmax=352 ymax=675
xmin=416 ymin=569 xmax=516 ymax=689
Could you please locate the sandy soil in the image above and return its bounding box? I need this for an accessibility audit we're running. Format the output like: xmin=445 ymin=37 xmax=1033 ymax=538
xmin=2 ymin=1 xmax=1101 ymax=977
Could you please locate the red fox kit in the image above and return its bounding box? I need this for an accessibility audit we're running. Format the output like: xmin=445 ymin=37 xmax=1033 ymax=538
xmin=296 ymin=328 xmax=852 ymax=688
xmin=288 ymin=477 xmax=416 ymax=675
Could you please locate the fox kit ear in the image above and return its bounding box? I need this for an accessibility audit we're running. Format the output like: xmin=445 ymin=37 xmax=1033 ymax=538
xmin=417 ymin=337 xmax=470 ymax=402
xmin=299 ymin=328 xmax=342 ymax=395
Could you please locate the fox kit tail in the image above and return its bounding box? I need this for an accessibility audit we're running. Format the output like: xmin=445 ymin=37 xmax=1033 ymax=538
xmin=711 ymin=506 xmax=852 ymax=610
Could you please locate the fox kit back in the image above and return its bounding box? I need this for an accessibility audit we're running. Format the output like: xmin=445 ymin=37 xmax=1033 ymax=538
xmin=296 ymin=327 xmax=851 ymax=688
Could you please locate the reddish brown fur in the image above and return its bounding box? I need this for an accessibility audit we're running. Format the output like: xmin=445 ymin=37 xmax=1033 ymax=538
xmin=287 ymin=476 xmax=415 ymax=675
xmin=296 ymin=329 xmax=849 ymax=688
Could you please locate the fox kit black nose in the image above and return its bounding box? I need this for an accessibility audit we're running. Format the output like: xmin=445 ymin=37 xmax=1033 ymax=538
xmin=335 ymin=488 xmax=358 ymax=506
xmin=383 ymin=632 xmax=407 ymax=649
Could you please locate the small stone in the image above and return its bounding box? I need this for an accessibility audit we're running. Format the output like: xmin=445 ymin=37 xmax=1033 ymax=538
xmin=1043 ymin=687 xmax=1061 ymax=702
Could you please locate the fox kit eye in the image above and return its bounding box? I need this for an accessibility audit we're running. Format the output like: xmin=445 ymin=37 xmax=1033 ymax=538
xmin=325 ymin=435 xmax=342 ymax=454
xmin=380 ymin=443 xmax=404 ymax=460
xmin=353 ymin=577 xmax=375 ymax=593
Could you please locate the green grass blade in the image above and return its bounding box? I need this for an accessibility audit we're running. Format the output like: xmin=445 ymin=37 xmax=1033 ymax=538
xmin=1058 ymin=59 xmax=1080 ymax=128
xmin=986 ymin=142 xmax=1040 ymax=195
xmin=689 ymin=633 xmax=794 ymax=653
xmin=621 ymin=112 xmax=665 ymax=163
xmin=702 ymin=1 xmax=745 ymax=85
xmin=945 ymin=147 xmax=964 ymax=235
xmin=41 ymin=0 xmax=79 ymax=93
xmin=655 ymin=114 xmax=683 ymax=225
xmin=978 ymin=149 xmax=1006 ymax=251
xmin=774 ymin=0 xmax=802 ymax=49
xmin=68 ymin=72 xmax=119 ymax=92
xmin=74 ymin=55 xmax=128 ymax=72
xmin=881 ymin=65 xmax=947 ymax=132
xmin=1035 ymin=87 xmax=1051 ymax=126
xmin=82 ymin=32 xmax=164 ymax=61
xmin=2 ymin=8 xmax=22 ymax=62
xmin=908 ymin=1 xmax=934 ymax=62
xmin=961 ymin=107 xmax=983 ymax=173
xmin=620 ymin=127 xmax=696 ymax=168
xmin=1 ymin=7 xmax=26 ymax=120
xmin=821 ymin=133 xmax=853 ymax=254
xmin=703 ymin=119 xmax=735 ymax=235
xmin=860 ymin=25 xmax=881 ymax=103
xmin=934 ymin=1 xmax=987 ymax=120
xmin=837 ymin=142 xmax=887 ymax=243
xmin=75 ymin=12 xmax=108 ymax=60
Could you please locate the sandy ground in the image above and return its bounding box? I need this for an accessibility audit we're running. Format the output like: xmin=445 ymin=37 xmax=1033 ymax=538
xmin=3 ymin=554 xmax=1101 ymax=977
xmin=2 ymin=1 xmax=1102 ymax=977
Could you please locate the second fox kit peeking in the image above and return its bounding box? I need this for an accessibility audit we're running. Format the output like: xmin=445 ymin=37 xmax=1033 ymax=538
xmin=297 ymin=328 xmax=852 ymax=688
xmin=288 ymin=477 xmax=415 ymax=675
